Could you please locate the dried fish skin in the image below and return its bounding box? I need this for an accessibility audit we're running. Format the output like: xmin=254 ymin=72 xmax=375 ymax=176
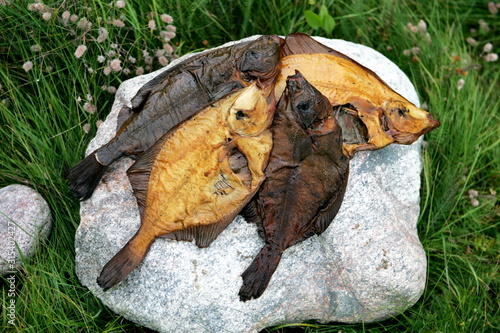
xmin=67 ymin=35 xmax=283 ymax=200
xmin=97 ymin=82 xmax=275 ymax=291
xmin=277 ymin=33 xmax=439 ymax=157
xmin=239 ymin=71 xmax=349 ymax=301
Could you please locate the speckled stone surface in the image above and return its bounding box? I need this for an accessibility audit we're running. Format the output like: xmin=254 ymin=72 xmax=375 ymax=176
xmin=0 ymin=184 xmax=51 ymax=274
xmin=75 ymin=36 xmax=427 ymax=332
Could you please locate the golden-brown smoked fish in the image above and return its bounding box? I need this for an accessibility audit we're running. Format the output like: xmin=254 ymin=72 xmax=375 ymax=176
xmin=276 ymin=33 xmax=439 ymax=157
xmin=97 ymin=81 xmax=276 ymax=291
xmin=239 ymin=71 xmax=349 ymax=301
xmin=67 ymin=35 xmax=283 ymax=200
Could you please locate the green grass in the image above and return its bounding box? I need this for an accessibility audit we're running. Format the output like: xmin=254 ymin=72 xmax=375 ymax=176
xmin=0 ymin=0 xmax=498 ymax=332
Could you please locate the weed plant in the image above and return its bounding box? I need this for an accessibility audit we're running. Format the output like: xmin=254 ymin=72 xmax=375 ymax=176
xmin=0 ymin=0 xmax=498 ymax=332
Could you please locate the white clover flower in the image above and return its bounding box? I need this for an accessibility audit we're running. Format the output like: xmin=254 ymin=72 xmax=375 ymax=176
xmin=160 ymin=14 xmax=173 ymax=24
xmin=83 ymin=123 xmax=91 ymax=134
xmin=135 ymin=66 xmax=144 ymax=75
xmin=61 ymin=10 xmax=70 ymax=21
xmin=484 ymin=53 xmax=498 ymax=62
xmin=113 ymin=19 xmax=125 ymax=28
xmin=22 ymin=61 xmax=34 ymax=72
xmin=83 ymin=102 xmax=97 ymax=114
xmin=488 ymin=2 xmax=498 ymax=14
xmin=109 ymin=59 xmax=122 ymax=72
xmin=42 ymin=12 xmax=52 ymax=21
xmin=417 ymin=20 xmax=427 ymax=33
xmin=158 ymin=56 xmax=169 ymax=66
xmin=74 ymin=45 xmax=87 ymax=58
xmin=466 ymin=37 xmax=477 ymax=46
xmin=163 ymin=43 xmax=174 ymax=54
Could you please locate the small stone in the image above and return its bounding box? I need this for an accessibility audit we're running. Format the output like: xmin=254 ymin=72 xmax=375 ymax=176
xmin=0 ymin=185 xmax=52 ymax=274
xmin=75 ymin=36 xmax=427 ymax=332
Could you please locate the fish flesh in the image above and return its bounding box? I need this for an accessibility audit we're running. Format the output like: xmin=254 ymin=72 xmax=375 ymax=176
xmin=97 ymin=81 xmax=276 ymax=291
xmin=276 ymin=33 xmax=439 ymax=157
xmin=67 ymin=35 xmax=283 ymax=200
xmin=239 ymin=71 xmax=349 ymax=301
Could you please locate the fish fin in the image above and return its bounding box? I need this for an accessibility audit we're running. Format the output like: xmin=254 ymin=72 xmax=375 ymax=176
xmin=312 ymin=168 xmax=349 ymax=236
xmin=129 ymin=68 xmax=176 ymax=111
xmin=66 ymin=152 xmax=108 ymax=201
xmin=240 ymin=200 xmax=265 ymax=239
xmin=239 ymin=244 xmax=282 ymax=301
xmin=282 ymin=32 xmax=336 ymax=56
xmin=293 ymin=137 xmax=313 ymax=162
xmin=96 ymin=234 xmax=153 ymax=291
xmin=240 ymin=200 xmax=260 ymax=224
xmin=116 ymin=105 xmax=133 ymax=132
xmin=282 ymin=33 xmax=362 ymax=63
xmin=161 ymin=212 xmax=238 ymax=248
xmin=127 ymin=136 xmax=167 ymax=219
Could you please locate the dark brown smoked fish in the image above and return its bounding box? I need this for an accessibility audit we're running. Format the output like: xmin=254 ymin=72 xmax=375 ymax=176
xmin=239 ymin=71 xmax=349 ymax=301
xmin=67 ymin=35 xmax=283 ymax=200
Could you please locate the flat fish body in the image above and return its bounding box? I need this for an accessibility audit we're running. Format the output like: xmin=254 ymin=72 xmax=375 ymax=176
xmin=97 ymin=82 xmax=275 ymax=291
xmin=239 ymin=71 xmax=350 ymax=301
xmin=277 ymin=33 xmax=440 ymax=157
xmin=67 ymin=35 xmax=283 ymax=200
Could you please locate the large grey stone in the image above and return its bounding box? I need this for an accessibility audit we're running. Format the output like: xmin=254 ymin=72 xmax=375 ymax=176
xmin=0 ymin=184 xmax=52 ymax=274
xmin=75 ymin=36 xmax=427 ymax=332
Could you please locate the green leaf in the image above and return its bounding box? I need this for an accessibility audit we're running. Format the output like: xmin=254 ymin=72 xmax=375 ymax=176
xmin=319 ymin=5 xmax=329 ymax=20
xmin=304 ymin=10 xmax=322 ymax=30
xmin=323 ymin=15 xmax=336 ymax=35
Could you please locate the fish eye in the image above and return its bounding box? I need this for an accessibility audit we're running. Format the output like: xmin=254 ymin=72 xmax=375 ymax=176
xmin=246 ymin=50 xmax=259 ymax=60
xmin=235 ymin=110 xmax=246 ymax=120
xmin=398 ymin=108 xmax=409 ymax=117
xmin=297 ymin=101 xmax=311 ymax=113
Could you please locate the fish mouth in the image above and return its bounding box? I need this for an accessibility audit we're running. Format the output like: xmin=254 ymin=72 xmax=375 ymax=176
xmin=385 ymin=111 xmax=440 ymax=144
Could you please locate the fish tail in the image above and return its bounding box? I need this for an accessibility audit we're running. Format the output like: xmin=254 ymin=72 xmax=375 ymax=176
xmin=66 ymin=152 xmax=108 ymax=200
xmin=239 ymin=244 xmax=282 ymax=301
xmin=97 ymin=233 xmax=153 ymax=291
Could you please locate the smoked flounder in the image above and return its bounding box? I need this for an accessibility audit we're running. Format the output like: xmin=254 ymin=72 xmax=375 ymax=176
xmin=239 ymin=71 xmax=349 ymax=301
xmin=276 ymin=33 xmax=439 ymax=157
xmin=67 ymin=35 xmax=283 ymax=200
xmin=97 ymin=81 xmax=276 ymax=291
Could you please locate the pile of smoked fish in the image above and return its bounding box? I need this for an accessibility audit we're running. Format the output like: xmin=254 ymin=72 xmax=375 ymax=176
xmin=67 ymin=33 xmax=440 ymax=301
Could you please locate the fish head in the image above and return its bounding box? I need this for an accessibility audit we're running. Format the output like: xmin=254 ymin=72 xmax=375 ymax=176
xmin=285 ymin=70 xmax=332 ymax=130
xmin=383 ymin=100 xmax=440 ymax=144
xmin=239 ymin=35 xmax=284 ymax=82
xmin=228 ymin=83 xmax=275 ymax=137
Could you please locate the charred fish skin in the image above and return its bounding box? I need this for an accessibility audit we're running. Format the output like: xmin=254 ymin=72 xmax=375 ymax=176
xmin=97 ymin=82 xmax=276 ymax=291
xmin=278 ymin=33 xmax=440 ymax=157
xmin=239 ymin=71 xmax=349 ymax=302
xmin=66 ymin=35 xmax=284 ymax=201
